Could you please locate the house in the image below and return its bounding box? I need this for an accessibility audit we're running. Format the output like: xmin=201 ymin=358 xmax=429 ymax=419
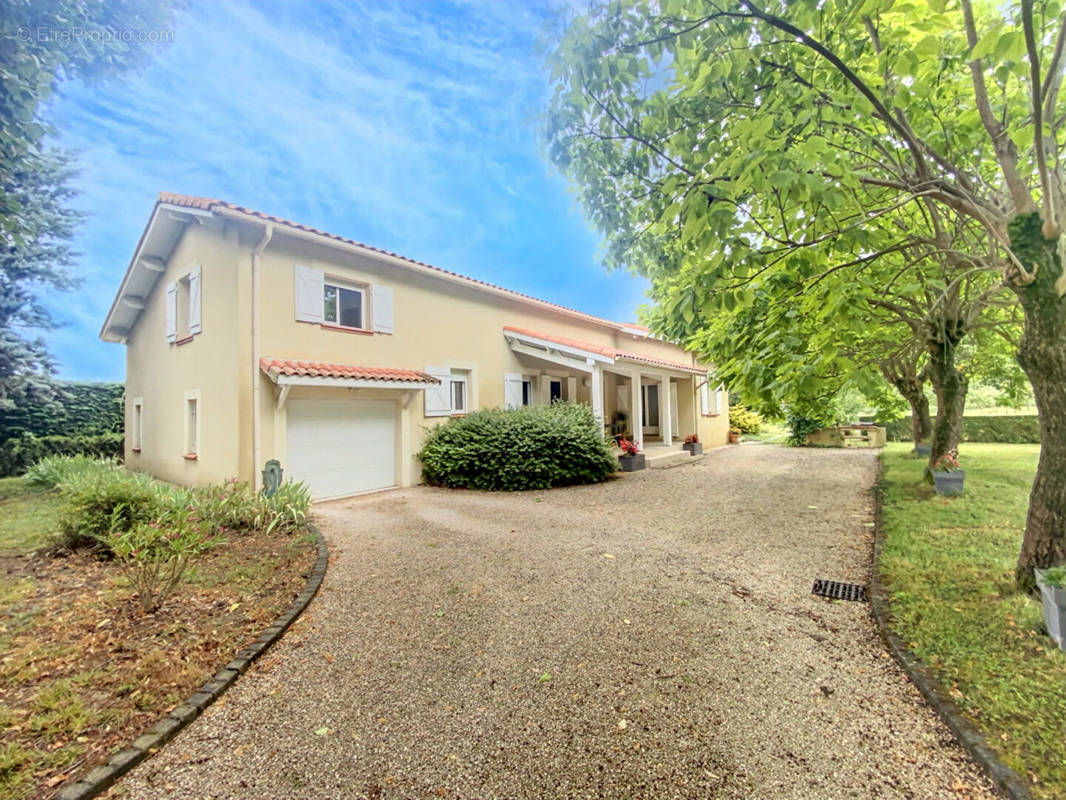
xmin=100 ymin=194 xmax=730 ymax=500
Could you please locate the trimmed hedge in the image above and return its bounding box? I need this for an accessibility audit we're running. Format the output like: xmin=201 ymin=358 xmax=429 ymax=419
xmin=882 ymin=415 xmax=1040 ymax=444
xmin=418 ymin=402 xmax=618 ymax=491
xmin=0 ymin=433 xmax=124 ymax=478
xmin=0 ymin=381 xmax=124 ymax=444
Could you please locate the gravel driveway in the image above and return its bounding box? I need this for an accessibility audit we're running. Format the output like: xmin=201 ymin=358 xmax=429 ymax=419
xmin=113 ymin=445 xmax=997 ymax=800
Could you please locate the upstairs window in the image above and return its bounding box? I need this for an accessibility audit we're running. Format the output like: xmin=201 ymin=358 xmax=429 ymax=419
xmin=165 ymin=264 xmax=202 ymax=343
xmin=324 ymin=281 xmax=364 ymax=329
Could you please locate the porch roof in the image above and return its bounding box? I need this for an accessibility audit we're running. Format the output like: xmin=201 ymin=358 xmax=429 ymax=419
xmin=260 ymin=358 xmax=440 ymax=389
xmin=502 ymin=326 xmax=706 ymax=374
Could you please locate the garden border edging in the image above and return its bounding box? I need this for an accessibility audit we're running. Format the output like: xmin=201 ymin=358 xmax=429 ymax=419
xmin=869 ymin=458 xmax=1033 ymax=800
xmin=56 ymin=524 xmax=329 ymax=800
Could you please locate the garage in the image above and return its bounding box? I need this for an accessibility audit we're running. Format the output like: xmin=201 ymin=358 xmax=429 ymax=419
xmin=285 ymin=397 xmax=397 ymax=499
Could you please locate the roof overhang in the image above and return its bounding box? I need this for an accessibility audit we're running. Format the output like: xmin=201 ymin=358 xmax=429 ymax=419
xmin=259 ymin=358 xmax=440 ymax=391
xmin=504 ymin=328 xmax=706 ymax=376
xmin=99 ymin=201 xmax=220 ymax=343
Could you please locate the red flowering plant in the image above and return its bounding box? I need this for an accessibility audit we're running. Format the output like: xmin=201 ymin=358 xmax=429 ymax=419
xmin=618 ymin=438 xmax=640 ymax=456
xmin=684 ymin=433 xmax=699 ymax=444
xmin=932 ymin=447 xmax=960 ymax=472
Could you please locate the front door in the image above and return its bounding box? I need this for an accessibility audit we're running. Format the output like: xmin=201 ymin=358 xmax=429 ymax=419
xmin=642 ymin=383 xmax=660 ymax=436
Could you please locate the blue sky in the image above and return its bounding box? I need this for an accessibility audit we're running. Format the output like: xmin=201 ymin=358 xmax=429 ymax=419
xmin=43 ymin=0 xmax=650 ymax=382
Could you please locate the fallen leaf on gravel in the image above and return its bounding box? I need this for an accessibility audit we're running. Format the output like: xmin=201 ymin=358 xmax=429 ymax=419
xmin=539 ymin=672 xmax=552 ymax=683
xmin=602 ymin=553 xmax=615 ymax=559
xmin=617 ymin=719 xmax=628 ymax=730
xmin=807 ymin=505 xmax=818 ymax=509
xmin=314 ymin=727 xmax=330 ymax=736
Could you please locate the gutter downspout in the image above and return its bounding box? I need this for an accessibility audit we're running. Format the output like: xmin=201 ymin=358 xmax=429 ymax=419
xmin=252 ymin=223 xmax=274 ymax=489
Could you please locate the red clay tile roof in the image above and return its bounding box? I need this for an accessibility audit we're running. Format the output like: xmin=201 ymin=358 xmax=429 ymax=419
xmin=502 ymin=326 xmax=706 ymax=374
xmin=260 ymin=358 xmax=439 ymax=384
xmin=158 ymin=193 xmax=635 ymax=332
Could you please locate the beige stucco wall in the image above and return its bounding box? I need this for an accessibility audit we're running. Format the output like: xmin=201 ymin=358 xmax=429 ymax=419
xmin=123 ymin=223 xmax=242 ymax=486
xmin=121 ymin=218 xmax=726 ymax=490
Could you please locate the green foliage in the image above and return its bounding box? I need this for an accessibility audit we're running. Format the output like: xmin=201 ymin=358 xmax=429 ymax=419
xmin=37 ymin=457 xmax=311 ymax=558
xmin=418 ymin=402 xmax=617 ymax=491
xmin=0 ymin=0 xmax=174 ymax=409
xmin=0 ymin=432 xmax=123 ymax=478
xmin=56 ymin=465 xmax=162 ymax=551
xmin=879 ymin=443 xmax=1066 ymax=798
xmin=786 ymin=415 xmax=825 ymax=446
xmin=190 ymin=478 xmax=311 ymax=535
xmin=104 ymin=504 xmax=218 ymax=613
xmin=0 ymin=381 xmax=124 ymax=443
xmin=883 ymin=415 xmax=1040 ymax=444
xmin=728 ymin=406 xmax=762 ymax=435
xmin=24 ymin=453 xmax=119 ymax=488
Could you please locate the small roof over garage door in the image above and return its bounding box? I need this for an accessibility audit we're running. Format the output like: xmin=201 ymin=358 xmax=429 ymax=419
xmin=260 ymin=358 xmax=441 ymax=389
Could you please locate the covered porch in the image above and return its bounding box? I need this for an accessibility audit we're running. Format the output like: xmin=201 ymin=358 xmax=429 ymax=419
xmin=502 ymin=327 xmax=705 ymax=451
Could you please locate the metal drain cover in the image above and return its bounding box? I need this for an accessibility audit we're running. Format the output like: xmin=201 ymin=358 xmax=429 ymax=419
xmin=812 ymin=579 xmax=868 ymax=602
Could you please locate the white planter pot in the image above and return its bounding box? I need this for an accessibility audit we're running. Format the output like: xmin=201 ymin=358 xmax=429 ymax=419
xmin=1035 ymin=569 xmax=1066 ymax=651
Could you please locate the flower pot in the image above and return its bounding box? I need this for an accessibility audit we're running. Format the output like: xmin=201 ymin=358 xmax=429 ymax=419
xmin=618 ymin=453 xmax=645 ymax=472
xmin=682 ymin=442 xmax=703 ymax=455
xmin=913 ymin=444 xmax=931 ymax=457
xmin=932 ymin=469 xmax=965 ymax=496
xmin=728 ymin=432 xmax=740 ymax=444
xmin=1035 ymin=569 xmax=1066 ymax=650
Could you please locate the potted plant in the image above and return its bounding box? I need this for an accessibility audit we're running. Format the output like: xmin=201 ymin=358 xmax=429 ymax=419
xmin=617 ymin=438 xmax=645 ymax=472
xmin=931 ymin=448 xmax=965 ymax=496
xmin=728 ymin=427 xmax=741 ymax=444
xmin=1035 ymin=566 xmax=1066 ymax=650
xmin=682 ymin=433 xmax=702 ymax=455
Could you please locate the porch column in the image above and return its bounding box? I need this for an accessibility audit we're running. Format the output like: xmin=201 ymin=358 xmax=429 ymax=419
xmin=660 ymin=373 xmax=673 ymax=446
xmin=630 ymin=369 xmax=643 ymax=450
xmin=590 ymin=362 xmax=604 ymax=426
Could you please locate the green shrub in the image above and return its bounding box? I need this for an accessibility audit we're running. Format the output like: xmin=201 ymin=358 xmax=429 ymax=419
xmin=786 ymin=415 xmax=824 ymax=445
xmin=0 ymin=433 xmax=124 ymax=478
xmin=882 ymin=415 xmax=1040 ymax=444
xmin=57 ymin=466 xmax=163 ymax=551
xmin=104 ymin=503 xmax=219 ymax=613
xmin=0 ymin=381 xmax=124 ymax=444
xmin=188 ymin=478 xmax=311 ymax=534
xmin=258 ymin=480 xmax=312 ymax=533
xmin=729 ymin=406 xmax=763 ymax=434
xmin=24 ymin=454 xmax=120 ymax=489
xmin=418 ymin=402 xmax=617 ymax=491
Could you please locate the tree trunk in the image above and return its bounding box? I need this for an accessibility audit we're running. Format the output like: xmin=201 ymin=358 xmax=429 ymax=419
xmin=881 ymin=357 xmax=932 ymax=445
xmin=925 ymin=324 xmax=968 ymax=478
xmin=1009 ymin=213 xmax=1066 ymax=591
xmin=911 ymin=391 xmax=932 ymax=445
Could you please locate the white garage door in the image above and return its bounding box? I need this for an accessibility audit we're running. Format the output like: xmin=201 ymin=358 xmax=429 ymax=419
xmin=286 ymin=397 xmax=396 ymax=499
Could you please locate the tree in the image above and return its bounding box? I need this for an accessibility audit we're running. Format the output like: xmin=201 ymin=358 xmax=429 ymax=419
xmin=0 ymin=0 xmax=174 ymax=408
xmin=545 ymin=0 xmax=1066 ymax=588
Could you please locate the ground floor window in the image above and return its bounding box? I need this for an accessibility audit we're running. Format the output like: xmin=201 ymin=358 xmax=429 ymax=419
xmin=450 ymin=369 xmax=468 ymax=413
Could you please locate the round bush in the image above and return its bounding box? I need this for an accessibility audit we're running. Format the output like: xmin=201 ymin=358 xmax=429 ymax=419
xmin=417 ymin=402 xmax=618 ymax=491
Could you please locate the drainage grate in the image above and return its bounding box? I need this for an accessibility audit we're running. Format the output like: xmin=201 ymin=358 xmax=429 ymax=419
xmin=812 ymin=579 xmax=868 ymax=602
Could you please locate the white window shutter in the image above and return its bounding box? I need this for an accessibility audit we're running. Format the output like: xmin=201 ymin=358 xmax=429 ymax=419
xmin=372 ymin=284 xmax=394 ymax=333
xmin=714 ymin=386 xmax=724 ymax=415
xmin=294 ymin=265 xmax=324 ymax=323
xmin=700 ymin=381 xmax=711 ymax=415
xmin=188 ymin=265 xmax=202 ymax=334
xmin=424 ymin=366 xmax=452 ymax=417
xmin=165 ymin=281 xmax=177 ymax=342
xmin=503 ymin=373 xmax=523 ymax=410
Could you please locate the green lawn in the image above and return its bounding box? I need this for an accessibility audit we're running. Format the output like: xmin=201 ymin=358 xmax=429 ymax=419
xmin=879 ymin=443 xmax=1066 ymax=798
xmin=0 ymin=476 xmax=62 ymax=555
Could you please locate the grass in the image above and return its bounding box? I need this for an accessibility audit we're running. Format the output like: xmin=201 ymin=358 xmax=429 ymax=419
xmin=0 ymin=476 xmax=64 ymax=555
xmin=742 ymin=420 xmax=789 ymax=444
xmin=879 ymin=442 xmax=1066 ymax=798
